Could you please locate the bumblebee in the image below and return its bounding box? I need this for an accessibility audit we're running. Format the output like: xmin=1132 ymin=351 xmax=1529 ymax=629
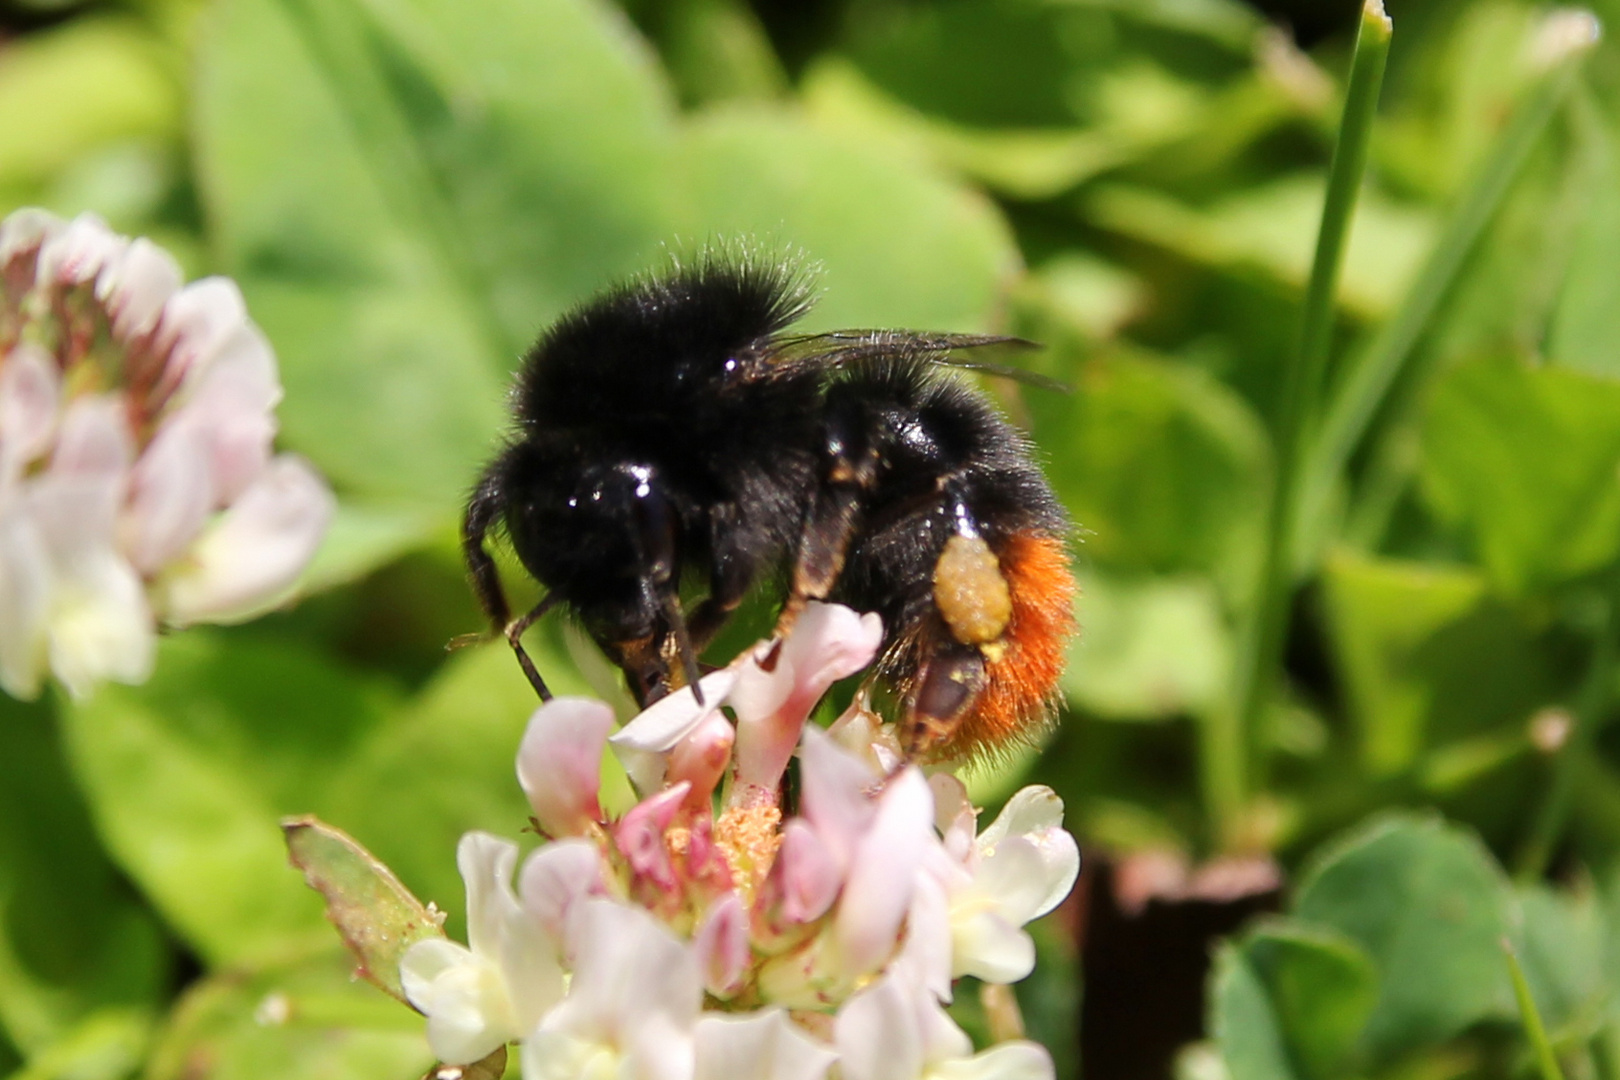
xmin=462 ymin=252 xmax=1075 ymax=762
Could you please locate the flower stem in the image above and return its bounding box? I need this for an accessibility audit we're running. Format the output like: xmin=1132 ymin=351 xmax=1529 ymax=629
xmin=1516 ymin=597 xmax=1617 ymax=882
xmin=1218 ymin=1 xmax=1391 ymax=848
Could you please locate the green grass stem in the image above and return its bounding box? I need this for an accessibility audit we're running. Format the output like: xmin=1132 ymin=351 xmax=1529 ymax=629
xmin=1504 ymin=937 xmax=1568 ymax=1080
xmin=1302 ymin=18 xmax=1599 ymax=530
xmin=1217 ymin=1 xmax=1391 ymax=848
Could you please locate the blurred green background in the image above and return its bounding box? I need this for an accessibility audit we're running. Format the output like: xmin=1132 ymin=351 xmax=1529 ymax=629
xmin=5 ymin=0 xmax=1620 ymax=1077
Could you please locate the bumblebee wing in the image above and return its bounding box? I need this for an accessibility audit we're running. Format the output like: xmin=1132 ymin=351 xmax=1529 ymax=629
xmin=759 ymin=331 xmax=1068 ymax=392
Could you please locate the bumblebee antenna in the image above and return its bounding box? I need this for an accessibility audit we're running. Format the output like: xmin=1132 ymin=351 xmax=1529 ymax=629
xmin=662 ymin=591 xmax=706 ymax=707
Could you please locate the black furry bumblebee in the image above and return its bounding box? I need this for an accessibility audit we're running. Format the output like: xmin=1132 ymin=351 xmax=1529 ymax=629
xmin=462 ymin=252 xmax=1076 ymax=761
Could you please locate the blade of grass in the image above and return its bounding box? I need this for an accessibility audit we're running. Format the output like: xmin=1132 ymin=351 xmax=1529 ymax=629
xmin=1214 ymin=0 xmax=1391 ymax=848
xmin=1300 ymin=12 xmax=1602 ymax=535
xmin=1504 ymin=937 xmax=1568 ymax=1080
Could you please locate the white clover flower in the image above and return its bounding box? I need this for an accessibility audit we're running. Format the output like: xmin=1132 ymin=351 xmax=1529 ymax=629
xmin=523 ymin=898 xmax=703 ymax=1080
xmin=926 ymin=777 xmax=1080 ymax=985
xmin=835 ymin=969 xmax=1054 ymax=1080
xmin=385 ymin=602 xmax=1079 ymax=1079
xmin=0 ymin=209 xmax=333 ymax=699
xmin=400 ymin=833 xmax=565 ymax=1065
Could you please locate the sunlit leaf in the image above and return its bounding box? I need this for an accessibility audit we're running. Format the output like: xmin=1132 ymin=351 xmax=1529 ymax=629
xmin=283 ymin=817 xmax=446 ymax=1004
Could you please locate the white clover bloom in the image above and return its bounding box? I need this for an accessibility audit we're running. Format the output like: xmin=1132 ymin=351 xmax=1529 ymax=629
xmin=693 ymin=1009 xmax=835 ymax=1080
xmin=835 ymin=970 xmax=1054 ymax=1080
xmin=523 ymin=898 xmax=703 ymax=1080
xmin=379 ymin=603 xmax=1079 ymax=1078
xmin=926 ymin=777 xmax=1080 ymax=985
xmin=0 ymin=209 xmax=333 ymax=699
xmin=401 ymin=833 xmax=565 ymax=1065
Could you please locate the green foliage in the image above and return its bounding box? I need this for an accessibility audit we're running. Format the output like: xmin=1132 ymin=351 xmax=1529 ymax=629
xmin=5 ymin=0 xmax=1620 ymax=1076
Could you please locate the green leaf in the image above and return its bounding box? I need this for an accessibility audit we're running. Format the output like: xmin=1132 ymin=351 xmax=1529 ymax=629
xmin=1030 ymin=350 xmax=1269 ymax=595
xmin=145 ymin=952 xmax=429 ymax=1080
xmin=1549 ymin=103 xmax=1620 ymax=378
xmin=1514 ymin=883 xmax=1607 ymax=1036
xmin=196 ymin=0 xmax=1021 ymax=518
xmin=0 ymin=18 xmax=179 ymax=190
xmin=195 ymin=0 xmax=677 ymax=510
xmin=60 ymin=634 xmax=399 ymax=967
xmin=1063 ymin=570 xmax=1231 ymax=721
xmin=1084 ymin=176 xmax=1436 ymax=321
xmin=1293 ymin=813 xmax=1515 ymax=1063
xmin=1242 ymin=919 xmax=1380 ymax=1080
xmin=1419 ymin=357 xmax=1620 ymax=595
xmin=322 ymin=635 xmax=597 ymax=935
xmin=0 ymin=695 xmax=169 ymax=1055
xmin=1210 ymin=942 xmax=1299 ymax=1080
xmin=676 ymin=109 xmax=1014 ymax=333
xmin=282 ymin=817 xmax=445 ymax=1004
xmin=5 ymin=1007 xmax=153 ymax=1080
xmin=1321 ymin=550 xmax=1565 ymax=776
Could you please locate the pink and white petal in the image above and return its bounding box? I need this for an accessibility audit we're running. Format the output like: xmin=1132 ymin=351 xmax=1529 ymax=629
xmin=795 ymin=726 xmax=878 ymax=872
xmin=835 ymin=976 xmax=924 ymax=1080
xmin=0 ymin=343 xmax=61 ymax=481
xmin=835 ymin=767 xmax=935 ymax=980
xmin=457 ymin=832 xmax=521 ymax=961
xmin=694 ymin=1010 xmax=836 ymax=1080
xmin=730 ymin=603 xmax=882 ymax=723
xmin=694 ymin=893 xmax=751 ymax=997
xmin=97 ymin=237 xmax=182 ymax=340
xmin=25 ymin=474 xmax=152 ymax=697
xmin=0 ymin=208 xmax=60 ymax=268
xmin=610 ymin=667 xmax=738 ymax=754
xmin=615 ymin=783 xmax=690 ymax=893
xmin=977 ymin=786 xmax=1066 ymax=849
xmin=51 ymin=396 xmax=133 ymax=481
xmin=522 ymin=1030 xmax=616 ymax=1080
xmin=518 ymin=839 xmax=606 ymax=946
xmin=978 ymin=788 xmax=1078 ymax=922
xmin=124 ymin=416 xmax=215 ymax=573
xmin=974 ymin=838 xmax=1062 ymax=929
xmin=517 ymin=697 xmax=614 ymax=837
xmin=542 ymin=899 xmax=701 ymax=1049
xmin=35 ymin=213 xmax=126 ymax=289
xmin=915 ymin=989 xmax=974 ymax=1066
xmin=900 ymin=871 xmax=954 ymax=1003
xmin=399 ymin=937 xmax=516 ymax=1066
xmin=951 ymin=910 xmax=1035 ymax=985
xmin=178 ymin=321 xmax=280 ymax=501
xmin=825 ymin=702 xmax=902 ymax=775
xmin=45 ymin=546 xmax=154 ymax=697
xmin=0 ymin=507 xmax=51 ymax=699
xmin=929 ymin=1043 xmax=1055 ymax=1080
xmin=769 ymin=819 xmax=840 ymax=925
xmin=929 ymin=774 xmax=978 ymax=863
xmin=158 ymin=455 xmax=334 ymax=626
xmin=153 ymin=277 xmax=250 ymax=387
xmin=667 ymin=710 xmax=735 ymax=810
xmin=731 ymin=604 xmax=883 ymax=793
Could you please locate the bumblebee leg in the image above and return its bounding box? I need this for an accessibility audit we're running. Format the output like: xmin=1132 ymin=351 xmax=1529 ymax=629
xmin=505 ymin=594 xmax=558 ymax=702
xmin=773 ymin=406 xmax=877 ymax=648
xmin=461 ymin=462 xmax=512 ymax=633
xmin=903 ymin=641 xmax=988 ymax=760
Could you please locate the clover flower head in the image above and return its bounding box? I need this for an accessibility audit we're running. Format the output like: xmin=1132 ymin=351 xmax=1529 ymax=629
xmin=0 ymin=208 xmax=333 ymax=699
xmin=399 ymin=601 xmax=1077 ymax=1080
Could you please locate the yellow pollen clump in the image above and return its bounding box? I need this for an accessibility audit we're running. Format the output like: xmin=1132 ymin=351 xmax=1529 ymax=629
xmin=933 ymin=534 xmax=1012 ymax=645
xmin=714 ymin=804 xmax=783 ymax=906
